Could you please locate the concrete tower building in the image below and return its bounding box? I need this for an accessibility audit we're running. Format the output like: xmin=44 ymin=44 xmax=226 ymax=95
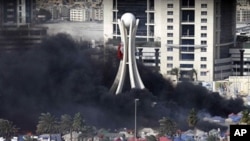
xmin=0 ymin=0 xmax=35 ymax=27
xmin=103 ymin=0 xmax=236 ymax=82
xmin=0 ymin=0 xmax=47 ymax=50
xmin=237 ymin=0 xmax=250 ymax=23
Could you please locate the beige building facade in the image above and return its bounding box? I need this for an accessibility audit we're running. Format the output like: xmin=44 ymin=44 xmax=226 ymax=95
xmin=70 ymin=8 xmax=90 ymax=21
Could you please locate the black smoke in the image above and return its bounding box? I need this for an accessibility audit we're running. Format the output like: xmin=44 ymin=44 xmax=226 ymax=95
xmin=0 ymin=33 xmax=247 ymax=133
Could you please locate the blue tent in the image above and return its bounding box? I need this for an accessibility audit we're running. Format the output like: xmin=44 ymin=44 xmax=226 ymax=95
xmin=173 ymin=134 xmax=195 ymax=141
xmin=228 ymin=114 xmax=242 ymax=123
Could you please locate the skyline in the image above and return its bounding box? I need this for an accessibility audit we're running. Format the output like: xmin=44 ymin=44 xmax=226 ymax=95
xmin=0 ymin=1 xmax=250 ymax=140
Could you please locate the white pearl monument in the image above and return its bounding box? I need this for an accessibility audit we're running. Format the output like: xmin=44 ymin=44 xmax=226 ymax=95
xmin=121 ymin=13 xmax=136 ymax=28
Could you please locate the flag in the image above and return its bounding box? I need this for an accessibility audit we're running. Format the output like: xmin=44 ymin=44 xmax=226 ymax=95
xmin=117 ymin=43 xmax=124 ymax=60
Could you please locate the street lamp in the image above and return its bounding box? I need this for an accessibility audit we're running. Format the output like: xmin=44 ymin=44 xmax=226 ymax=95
xmin=134 ymin=98 xmax=139 ymax=140
xmin=248 ymin=64 xmax=249 ymax=95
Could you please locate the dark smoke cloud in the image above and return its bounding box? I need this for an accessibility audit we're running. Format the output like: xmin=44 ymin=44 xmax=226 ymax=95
xmin=0 ymin=33 xmax=247 ymax=133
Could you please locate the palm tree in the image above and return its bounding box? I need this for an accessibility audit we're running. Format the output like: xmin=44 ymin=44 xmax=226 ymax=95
xmin=58 ymin=112 xmax=96 ymax=141
xmin=72 ymin=112 xmax=97 ymax=140
xmin=188 ymin=69 xmax=198 ymax=81
xmin=59 ymin=114 xmax=73 ymax=134
xmin=59 ymin=114 xmax=73 ymax=141
xmin=158 ymin=117 xmax=177 ymax=139
xmin=78 ymin=126 xmax=97 ymax=139
xmin=187 ymin=108 xmax=199 ymax=129
xmin=170 ymin=67 xmax=179 ymax=82
xmin=72 ymin=112 xmax=86 ymax=133
xmin=36 ymin=112 xmax=58 ymax=140
xmin=192 ymin=69 xmax=198 ymax=81
xmin=0 ymin=119 xmax=18 ymax=140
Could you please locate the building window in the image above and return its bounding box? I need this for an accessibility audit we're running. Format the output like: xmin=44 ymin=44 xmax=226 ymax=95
xmin=167 ymin=4 xmax=173 ymax=8
xmin=167 ymin=18 xmax=173 ymax=23
xmin=167 ymin=33 xmax=173 ymax=37
xmin=167 ymin=47 xmax=173 ymax=51
xmin=167 ymin=26 xmax=173 ymax=30
xmin=167 ymin=40 xmax=173 ymax=44
xmin=201 ymin=33 xmax=207 ymax=37
xmin=201 ymin=26 xmax=207 ymax=30
xmin=201 ymin=64 xmax=207 ymax=68
xmin=167 ymin=63 xmax=173 ymax=68
xmin=201 ymin=40 xmax=207 ymax=44
xmin=201 ymin=11 xmax=207 ymax=15
xmin=201 ymin=18 xmax=207 ymax=23
xmin=201 ymin=57 xmax=207 ymax=61
xmin=200 ymin=71 xmax=207 ymax=76
xmin=167 ymin=11 xmax=173 ymax=15
xmin=201 ymin=47 xmax=207 ymax=52
xmin=167 ymin=56 xmax=173 ymax=60
xmin=201 ymin=4 xmax=207 ymax=8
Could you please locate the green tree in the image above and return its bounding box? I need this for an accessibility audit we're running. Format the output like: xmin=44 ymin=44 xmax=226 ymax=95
xmin=170 ymin=67 xmax=179 ymax=82
xmin=187 ymin=108 xmax=199 ymax=129
xmin=0 ymin=119 xmax=18 ymax=140
xmin=72 ymin=112 xmax=86 ymax=132
xmin=59 ymin=114 xmax=73 ymax=134
xmin=58 ymin=112 xmax=96 ymax=140
xmin=59 ymin=114 xmax=73 ymax=141
xmin=78 ymin=126 xmax=97 ymax=138
xmin=158 ymin=117 xmax=177 ymax=139
xmin=191 ymin=69 xmax=198 ymax=81
xmin=36 ymin=112 xmax=58 ymax=135
xmin=72 ymin=112 xmax=97 ymax=139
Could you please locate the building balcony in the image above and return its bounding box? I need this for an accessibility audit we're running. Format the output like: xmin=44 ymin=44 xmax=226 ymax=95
xmin=179 ymin=59 xmax=195 ymax=62
xmin=146 ymin=8 xmax=155 ymax=13
xmin=146 ymin=21 xmax=155 ymax=25
xmin=181 ymin=34 xmax=195 ymax=38
xmin=148 ymin=32 xmax=154 ymax=37
xmin=112 ymin=19 xmax=118 ymax=24
xmin=181 ymin=6 xmax=195 ymax=9
xmin=181 ymin=20 xmax=195 ymax=24
xmin=136 ymin=41 xmax=161 ymax=47
xmin=112 ymin=8 xmax=118 ymax=12
xmin=0 ymin=26 xmax=47 ymax=50
xmin=180 ymin=48 xmax=195 ymax=52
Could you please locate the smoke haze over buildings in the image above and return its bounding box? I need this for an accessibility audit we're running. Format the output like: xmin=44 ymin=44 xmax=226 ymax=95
xmin=0 ymin=33 xmax=247 ymax=133
xmin=42 ymin=22 xmax=104 ymax=41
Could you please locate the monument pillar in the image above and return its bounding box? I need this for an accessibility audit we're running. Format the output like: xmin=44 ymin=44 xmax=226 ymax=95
xmin=110 ymin=13 xmax=145 ymax=94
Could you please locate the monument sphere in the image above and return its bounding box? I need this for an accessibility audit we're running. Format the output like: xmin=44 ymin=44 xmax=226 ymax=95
xmin=121 ymin=13 xmax=136 ymax=28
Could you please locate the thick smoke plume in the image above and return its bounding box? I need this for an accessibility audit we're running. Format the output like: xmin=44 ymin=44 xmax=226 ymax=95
xmin=0 ymin=33 xmax=247 ymax=133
